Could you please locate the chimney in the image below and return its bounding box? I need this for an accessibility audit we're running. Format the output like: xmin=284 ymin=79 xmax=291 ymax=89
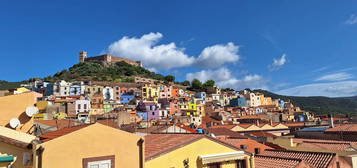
xmin=330 ymin=114 xmax=334 ymax=128
xmin=79 ymin=51 xmax=87 ymax=63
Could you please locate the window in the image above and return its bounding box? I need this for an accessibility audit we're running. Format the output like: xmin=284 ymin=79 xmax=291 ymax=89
xmin=240 ymin=145 xmax=247 ymax=150
xmin=82 ymin=155 xmax=115 ymax=168
xmin=254 ymin=148 xmax=260 ymax=154
xmin=236 ymin=160 xmax=246 ymax=168
xmin=208 ymin=163 xmax=221 ymax=168
xmin=78 ymin=104 xmax=81 ymax=110
xmin=152 ymin=112 xmax=155 ymax=115
xmin=84 ymin=104 xmax=87 ymax=110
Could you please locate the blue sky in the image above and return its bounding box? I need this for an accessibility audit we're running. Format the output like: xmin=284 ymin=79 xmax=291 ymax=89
xmin=1 ymin=0 xmax=357 ymax=97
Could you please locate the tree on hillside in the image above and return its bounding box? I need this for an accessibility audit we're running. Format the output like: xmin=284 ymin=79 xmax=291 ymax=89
xmin=203 ymin=80 xmax=215 ymax=88
xmin=164 ymin=75 xmax=175 ymax=82
xmin=191 ymin=79 xmax=202 ymax=90
xmin=181 ymin=80 xmax=190 ymax=86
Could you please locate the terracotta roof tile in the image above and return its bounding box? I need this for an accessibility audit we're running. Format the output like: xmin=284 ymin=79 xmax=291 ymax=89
xmin=259 ymin=149 xmax=336 ymax=168
xmin=144 ymin=134 xmax=204 ymax=160
xmin=144 ymin=134 xmax=243 ymax=161
xmin=293 ymin=138 xmax=357 ymax=151
xmin=325 ymin=124 xmax=357 ymax=133
xmin=222 ymin=138 xmax=272 ymax=153
xmin=206 ymin=127 xmax=247 ymax=139
xmin=39 ymin=125 xmax=89 ymax=142
xmin=35 ymin=119 xmax=78 ymax=130
xmin=255 ymin=155 xmax=310 ymax=168
xmin=210 ymin=125 xmax=236 ymax=129
xmin=247 ymin=131 xmax=276 ymax=137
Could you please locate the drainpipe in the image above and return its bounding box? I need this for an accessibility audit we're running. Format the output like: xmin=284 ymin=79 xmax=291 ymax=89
xmin=250 ymin=155 xmax=255 ymax=168
xmin=137 ymin=138 xmax=144 ymax=168
xmin=36 ymin=146 xmax=44 ymax=168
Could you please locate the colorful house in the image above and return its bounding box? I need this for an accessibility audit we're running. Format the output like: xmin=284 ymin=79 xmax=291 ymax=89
xmin=142 ymin=84 xmax=159 ymax=101
xmin=145 ymin=134 xmax=254 ymax=168
xmin=0 ymin=126 xmax=36 ymax=168
xmin=120 ymin=93 xmax=135 ymax=104
xmin=35 ymin=123 xmax=144 ymax=168
xmin=137 ymin=101 xmax=160 ymax=121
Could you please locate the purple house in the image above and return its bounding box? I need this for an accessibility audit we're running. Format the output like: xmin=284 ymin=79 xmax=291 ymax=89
xmin=137 ymin=101 xmax=160 ymax=121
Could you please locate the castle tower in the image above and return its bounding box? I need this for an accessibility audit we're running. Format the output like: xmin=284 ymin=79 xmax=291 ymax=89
xmin=79 ymin=51 xmax=87 ymax=63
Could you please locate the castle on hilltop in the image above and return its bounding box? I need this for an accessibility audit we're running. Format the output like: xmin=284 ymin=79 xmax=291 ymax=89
xmin=79 ymin=51 xmax=142 ymax=67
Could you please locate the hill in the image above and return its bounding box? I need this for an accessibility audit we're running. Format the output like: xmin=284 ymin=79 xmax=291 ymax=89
xmin=0 ymin=80 xmax=26 ymax=90
xmin=43 ymin=61 xmax=167 ymax=83
xmin=254 ymin=89 xmax=357 ymax=116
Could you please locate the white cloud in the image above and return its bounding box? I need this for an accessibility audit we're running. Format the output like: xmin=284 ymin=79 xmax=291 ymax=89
xmin=195 ymin=42 xmax=240 ymax=68
xmin=107 ymin=32 xmax=195 ymax=69
xmin=186 ymin=68 xmax=268 ymax=90
xmin=315 ymin=72 xmax=353 ymax=81
xmin=269 ymin=54 xmax=287 ymax=71
xmin=345 ymin=14 xmax=357 ymax=25
xmin=277 ymin=81 xmax=357 ymax=97
xmin=106 ymin=33 xmax=240 ymax=70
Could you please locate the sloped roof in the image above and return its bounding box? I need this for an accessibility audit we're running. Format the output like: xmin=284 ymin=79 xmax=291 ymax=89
xmin=325 ymin=124 xmax=357 ymax=133
xmin=0 ymin=126 xmax=36 ymax=148
xmin=247 ymin=131 xmax=276 ymax=137
xmin=294 ymin=138 xmax=357 ymax=151
xmin=206 ymin=127 xmax=247 ymax=139
xmin=259 ymin=149 xmax=336 ymax=168
xmin=255 ymin=155 xmax=311 ymax=168
xmin=39 ymin=125 xmax=89 ymax=142
xmin=144 ymin=134 xmax=243 ymax=161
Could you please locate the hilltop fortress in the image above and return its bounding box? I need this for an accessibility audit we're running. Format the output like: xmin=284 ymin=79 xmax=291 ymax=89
xmin=79 ymin=51 xmax=142 ymax=67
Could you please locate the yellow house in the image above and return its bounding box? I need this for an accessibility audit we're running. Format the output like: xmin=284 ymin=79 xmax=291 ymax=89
xmin=142 ymin=84 xmax=159 ymax=101
xmin=33 ymin=123 xmax=144 ymax=168
xmin=145 ymin=134 xmax=254 ymax=168
xmin=85 ymin=85 xmax=104 ymax=98
xmin=0 ymin=91 xmax=42 ymax=133
xmin=13 ymin=87 xmax=31 ymax=94
xmin=197 ymin=103 xmax=205 ymax=117
xmin=0 ymin=126 xmax=36 ymax=168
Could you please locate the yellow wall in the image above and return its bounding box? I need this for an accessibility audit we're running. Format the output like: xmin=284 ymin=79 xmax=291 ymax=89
xmin=0 ymin=92 xmax=41 ymax=133
xmin=34 ymin=123 xmax=142 ymax=168
xmin=145 ymin=138 xmax=252 ymax=168
xmin=0 ymin=141 xmax=32 ymax=168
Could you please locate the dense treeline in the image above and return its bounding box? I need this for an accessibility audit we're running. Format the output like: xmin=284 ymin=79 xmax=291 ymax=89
xmin=254 ymin=89 xmax=357 ymax=116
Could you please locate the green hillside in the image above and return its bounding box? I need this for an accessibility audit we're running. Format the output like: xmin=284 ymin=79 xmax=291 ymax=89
xmin=0 ymin=80 xmax=25 ymax=90
xmin=254 ymin=89 xmax=357 ymax=116
xmin=44 ymin=61 xmax=167 ymax=83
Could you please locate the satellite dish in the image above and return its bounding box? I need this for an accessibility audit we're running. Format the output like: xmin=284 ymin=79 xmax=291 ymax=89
xmin=9 ymin=118 xmax=20 ymax=129
xmin=26 ymin=106 xmax=39 ymax=117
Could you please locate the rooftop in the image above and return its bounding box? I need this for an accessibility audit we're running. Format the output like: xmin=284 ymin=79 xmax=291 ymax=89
xmin=144 ymin=133 xmax=242 ymax=161
xmin=0 ymin=126 xmax=36 ymax=148
xmin=259 ymin=149 xmax=336 ymax=168
xmin=255 ymin=155 xmax=310 ymax=168
xmin=325 ymin=124 xmax=357 ymax=133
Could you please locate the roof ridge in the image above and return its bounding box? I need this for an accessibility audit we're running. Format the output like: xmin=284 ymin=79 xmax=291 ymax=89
xmin=302 ymin=141 xmax=351 ymax=145
xmin=265 ymin=149 xmax=336 ymax=155
xmin=255 ymin=155 xmax=303 ymax=162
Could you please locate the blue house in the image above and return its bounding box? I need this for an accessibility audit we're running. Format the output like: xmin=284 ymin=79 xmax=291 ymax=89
xmin=137 ymin=111 xmax=148 ymax=121
xmin=120 ymin=93 xmax=135 ymax=104
xmin=229 ymin=97 xmax=247 ymax=107
xmin=194 ymin=92 xmax=207 ymax=100
xmin=279 ymin=99 xmax=285 ymax=108
xmin=45 ymin=83 xmax=54 ymax=96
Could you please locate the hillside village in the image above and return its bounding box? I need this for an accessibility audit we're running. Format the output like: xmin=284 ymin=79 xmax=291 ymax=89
xmin=0 ymin=52 xmax=357 ymax=168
